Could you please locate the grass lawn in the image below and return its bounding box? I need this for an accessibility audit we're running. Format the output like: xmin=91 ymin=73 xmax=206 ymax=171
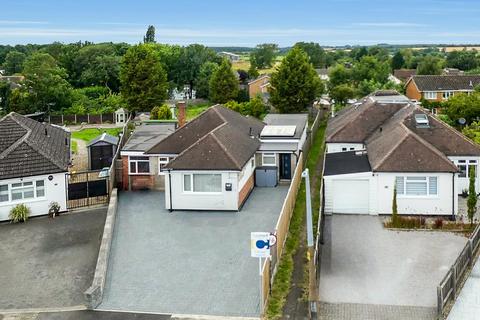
xmin=183 ymin=103 xmax=211 ymax=120
xmin=71 ymin=127 xmax=122 ymax=142
xmin=71 ymin=140 xmax=78 ymax=154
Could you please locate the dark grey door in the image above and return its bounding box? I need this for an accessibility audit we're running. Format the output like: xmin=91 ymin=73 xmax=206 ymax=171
xmin=280 ymin=154 xmax=292 ymax=180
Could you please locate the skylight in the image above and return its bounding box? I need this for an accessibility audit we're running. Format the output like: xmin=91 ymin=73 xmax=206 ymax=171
xmin=260 ymin=125 xmax=296 ymax=137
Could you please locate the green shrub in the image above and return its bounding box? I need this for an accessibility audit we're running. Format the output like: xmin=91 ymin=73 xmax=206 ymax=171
xmin=388 ymin=216 xmax=424 ymax=229
xmin=48 ymin=201 xmax=61 ymax=218
xmin=150 ymin=104 xmax=172 ymax=120
xmin=9 ymin=204 xmax=30 ymax=223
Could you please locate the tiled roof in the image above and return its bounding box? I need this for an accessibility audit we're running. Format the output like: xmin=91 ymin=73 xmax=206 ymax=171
xmin=410 ymin=75 xmax=480 ymax=92
xmin=394 ymin=69 xmax=417 ymax=81
xmin=147 ymin=105 xmax=265 ymax=171
xmin=0 ymin=113 xmax=70 ymax=179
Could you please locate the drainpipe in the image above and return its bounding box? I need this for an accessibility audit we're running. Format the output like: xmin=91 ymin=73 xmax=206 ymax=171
xmin=452 ymin=172 xmax=455 ymax=221
xmin=168 ymin=169 xmax=173 ymax=212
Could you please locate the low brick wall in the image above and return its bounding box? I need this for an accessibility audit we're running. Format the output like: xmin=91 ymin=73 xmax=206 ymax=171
xmin=84 ymin=188 xmax=118 ymax=309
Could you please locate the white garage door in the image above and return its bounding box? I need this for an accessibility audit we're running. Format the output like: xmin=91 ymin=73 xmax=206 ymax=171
xmin=332 ymin=180 xmax=369 ymax=214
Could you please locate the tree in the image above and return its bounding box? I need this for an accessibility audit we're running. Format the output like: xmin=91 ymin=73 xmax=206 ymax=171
xmin=209 ymin=59 xmax=238 ymax=103
xmin=250 ymin=43 xmax=278 ymax=69
xmin=447 ymin=50 xmax=479 ymax=71
xmin=22 ymin=52 xmax=72 ymax=113
xmin=444 ymin=92 xmax=480 ymax=124
xmin=144 ymin=25 xmax=156 ymax=43
xmin=391 ymin=51 xmax=405 ymax=71
xmin=328 ymin=64 xmax=351 ymax=89
xmin=467 ymin=166 xmax=477 ymax=226
xmin=0 ymin=81 xmax=11 ymax=113
xmin=195 ymin=62 xmax=218 ymax=99
xmin=293 ymin=42 xmax=326 ymax=68
xmin=150 ymin=104 xmax=172 ymax=120
xmin=120 ymin=44 xmax=168 ymax=112
xmin=224 ymin=96 xmax=266 ymax=118
xmin=248 ymin=63 xmax=259 ymax=79
xmin=269 ymin=47 xmax=320 ymax=113
xmin=80 ymin=55 xmax=121 ymax=91
xmin=2 ymin=51 xmax=26 ymax=74
xmin=417 ymin=56 xmax=443 ymax=75
xmin=330 ymin=84 xmax=356 ymax=106
xmin=351 ymin=55 xmax=390 ymax=85
xmin=174 ymin=44 xmax=220 ymax=98
xmin=72 ymin=44 xmax=118 ymax=87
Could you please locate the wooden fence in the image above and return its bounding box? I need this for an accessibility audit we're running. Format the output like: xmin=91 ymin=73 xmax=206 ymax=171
xmin=437 ymin=223 xmax=480 ymax=318
xmin=49 ymin=113 xmax=115 ymax=125
xmin=107 ymin=118 xmax=131 ymax=193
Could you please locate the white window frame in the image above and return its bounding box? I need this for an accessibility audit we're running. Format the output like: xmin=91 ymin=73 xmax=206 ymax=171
xmin=424 ymin=91 xmax=437 ymax=100
xmin=443 ymin=91 xmax=454 ymax=100
xmin=395 ymin=176 xmax=438 ymax=197
xmin=128 ymin=156 xmax=150 ymax=175
xmin=262 ymin=153 xmax=277 ymax=166
xmin=0 ymin=179 xmax=46 ymax=204
xmin=158 ymin=157 xmax=169 ymax=175
xmin=182 ymin=173 xmax=223 ymax=194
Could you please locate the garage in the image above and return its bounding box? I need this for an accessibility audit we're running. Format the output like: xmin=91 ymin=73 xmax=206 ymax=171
xmin=332 ymin=179 xmax=370 ymax=214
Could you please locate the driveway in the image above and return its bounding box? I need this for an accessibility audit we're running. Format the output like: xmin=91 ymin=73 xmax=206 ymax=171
xmin=320 ymin=215 xmax=466 ymax=308
xmin=0 ymin=208 xmax=107 ymax=310
xmin=99 ymin=187 xmax=288 ymax=317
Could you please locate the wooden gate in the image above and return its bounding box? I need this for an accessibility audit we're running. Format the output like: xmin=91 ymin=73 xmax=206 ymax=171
xmin=67 ymin=170 xmax=109 ymax=209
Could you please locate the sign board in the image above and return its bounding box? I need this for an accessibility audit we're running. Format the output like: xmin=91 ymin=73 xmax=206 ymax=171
xmin=251 ymin=232 xmax=277 ymax=258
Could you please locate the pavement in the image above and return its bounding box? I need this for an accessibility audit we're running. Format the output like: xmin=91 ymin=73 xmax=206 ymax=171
xmin=0 ymin=208 xmax=107 ymax=310
xmin=447 ymin=255 xmax=480 ymax=320
xmin=0 ymin=311 xmax=171 ymax=320
xmin=99 ymin=187 xmax=288 ymax=317
xmin=320 ymin=215 xmax=466 ymax=308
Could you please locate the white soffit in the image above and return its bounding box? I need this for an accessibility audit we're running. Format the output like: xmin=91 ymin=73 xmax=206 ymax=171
xmin=261 ymin=125 xmax=296 ymax=137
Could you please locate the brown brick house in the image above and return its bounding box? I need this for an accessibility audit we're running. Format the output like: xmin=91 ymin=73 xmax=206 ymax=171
xmin=248 ymin=75 xmax=270 ymax=100
xmin=405 ymin=75 xmax=480 ymax=102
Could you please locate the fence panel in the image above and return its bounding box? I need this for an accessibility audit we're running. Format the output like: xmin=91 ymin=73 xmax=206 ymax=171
xmin=472 ymin=226 xmax=480 ymax=253
xmin=67 ymin=170 xmax=109 ymax=209
xmin=262 ymin=258 xmax=271 ymax=315
xmin=50 ymin=115 xmax=63 ymax=124
xmin=89 ymin=114 xmax=102 ymax=124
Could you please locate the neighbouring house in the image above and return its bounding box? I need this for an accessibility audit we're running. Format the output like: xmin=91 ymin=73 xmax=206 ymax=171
xmin=405 ymin=75 xmax=480 ymax=102
xmin=443 ymin=68 xmax=465 ymax=76
xmin=115 ymin=108 xmax=129 ymax=127
xmin=324 ymin=92 xmax=480 ymax=216
xmin=218 ymin=51 xmax=240 ymax=62
xmin=87 ymin=133 xmax=118 ymax=170
xmin=393 ymin=69 xmax=417 ymax=82
xmin=248 ymin=75 xmax=271 ymax=100
xmin=120 ymin=122 xmax=177 ymax=191
xmin=142 ymin=105 xmax=307 ymax=211
xmin=315 ymin=68 xmax=330 ymax=81
xmin=0 ymin=75 xmax=25 ymax=89
xmin=0 ymin=112 xmax=71 ymax=221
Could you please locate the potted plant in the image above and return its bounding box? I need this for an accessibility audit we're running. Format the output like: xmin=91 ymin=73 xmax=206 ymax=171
xmin=461 ymin=189 xmax=469 ymax=198
xmin=48 ymin=202 xmax=61 ymax=218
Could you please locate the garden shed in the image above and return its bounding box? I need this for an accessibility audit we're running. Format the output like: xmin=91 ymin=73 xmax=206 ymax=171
xmin=87 ymin=133 xmax=119 ymax=170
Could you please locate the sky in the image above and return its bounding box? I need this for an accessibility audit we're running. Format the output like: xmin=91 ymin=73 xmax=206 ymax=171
xmin=1 ymin=0 xmax=480 ymax=46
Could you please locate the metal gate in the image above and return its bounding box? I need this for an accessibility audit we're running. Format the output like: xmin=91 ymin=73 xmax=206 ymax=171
xmin=67 ymin=170 xmax=109 ymax=209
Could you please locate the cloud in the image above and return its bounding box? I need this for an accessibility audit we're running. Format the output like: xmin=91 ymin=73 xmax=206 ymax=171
xmin=353 ymin=22 xmax=429 ymax=28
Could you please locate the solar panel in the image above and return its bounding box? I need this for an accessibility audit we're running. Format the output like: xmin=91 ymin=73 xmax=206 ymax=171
xmin=260 ymin=125 xmax=296 ymax=137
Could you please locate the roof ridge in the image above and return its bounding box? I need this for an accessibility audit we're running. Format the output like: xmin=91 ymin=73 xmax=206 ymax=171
xmin=210 ymin=129 xmax=242 ymax=170
xmin=432 ymin=114 xmax=480 ymax=151
xmin=327 ymin=100 xmax=373 ymax=141
xmin=371 ymin=127 xmax=409 ymax=171
xmin=0 ymin=114 xmax=31 ymax=160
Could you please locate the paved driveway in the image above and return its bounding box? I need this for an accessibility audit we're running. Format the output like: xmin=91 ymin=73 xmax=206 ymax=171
xmin=320 ymin=215 xmax=466 ymax=308
xmin=99 ymin=187 xmax=288 ymax=317
xmin=0 ymin=208 xmax=107 ymax=310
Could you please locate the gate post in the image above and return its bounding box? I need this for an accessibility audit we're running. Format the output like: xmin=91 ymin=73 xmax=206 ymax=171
xmin=86 ymin=172 xmax=90 ymax=207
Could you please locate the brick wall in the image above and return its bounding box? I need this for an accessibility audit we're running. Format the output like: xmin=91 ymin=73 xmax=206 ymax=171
xmin=238 ymin=174 xmax=254 ymax=208
xmin=121 ymin=157 xmax=155 ymax=190
xmin=405 ymin=81 xmax=422 ymax=101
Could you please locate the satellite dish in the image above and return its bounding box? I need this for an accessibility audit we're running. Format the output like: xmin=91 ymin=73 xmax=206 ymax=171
xmin=458 ymin=118 xmax=467 ymax=125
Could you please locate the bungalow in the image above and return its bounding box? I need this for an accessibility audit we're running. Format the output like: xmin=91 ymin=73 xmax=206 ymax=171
xmin=405 ymin=75 xmax=480 ymax=102
xmin=324 ymin=92 xmax=480 ymax=216
xmin=144 ymin=105 xmax=307 ymax=211
xmin=248 ymin=75 xmax=271 ymax=100
xmin=0 ymin=113 xmax=71 ymax=221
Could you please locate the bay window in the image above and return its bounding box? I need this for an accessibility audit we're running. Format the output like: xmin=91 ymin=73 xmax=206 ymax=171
xmin=129 ymin=156 xmax=150 ymax=174
xmin=395 ymin=176 xmax=438 ymax=196
xmin=183 ymin=174 xmax=222 ymax=193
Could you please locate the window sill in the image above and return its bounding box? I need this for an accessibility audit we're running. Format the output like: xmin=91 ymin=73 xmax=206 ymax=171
xmin=0 ymin=197 xmax=48 ymax=207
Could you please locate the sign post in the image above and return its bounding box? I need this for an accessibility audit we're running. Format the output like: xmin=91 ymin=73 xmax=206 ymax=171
xmin=251 ymin=232 xmax=277 ymax=316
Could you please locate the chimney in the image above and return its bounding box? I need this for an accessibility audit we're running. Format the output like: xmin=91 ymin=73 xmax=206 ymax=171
xmin=177 ymin=101 xmax=186 ymax=128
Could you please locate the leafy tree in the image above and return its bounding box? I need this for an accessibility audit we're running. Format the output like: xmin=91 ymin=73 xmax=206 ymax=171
xmin=328 ymin=64 xmax=351 ymax=89
xmin=79 ymin=54 xmax=121 ymax=91
xmin=22 ymin=52 xmax=72 ymax=113
xmin=351 ymin=47 xmax=368 ymax=61
xmin=72 ymin=44 xmax=118 ymax=87
xmin=120 ymin=44 xmax=168 ymax=112
xmin=391 ymin=51 xmax=405 ymax=71
xmin=150 ymin=104 xmax=172 ymax=119
xmin=417 ymin=56 xmax=443 ymax=75
xmin=99 ymin=93 xmax=127 ymax=114
xmin=248 ymin=63 xmax=259 ymax=79
xmin=467 ymin=166 xmax=477 ymax=225
xmin=209 ymin=59 xmax=238 ymax=103
xmin=2 ymin=51 xmax=26 ymax=74
xmin=351 ymin=55 xmax=390 ymax=85
xmin=174 ymin=44 xmax=220 ymax=98
xmin=446 ymin=50 xmax=479 ymax=71
xmin=224 ymin=96 xmax=266 ymax=118
xmin=269 ymin=47 xmax=320 ymax=113
xmin=293 ymin=42 xmax=326 ymax=68
xmin=0 ymin=81 xmax=10 ymax=113
xmin=250 ymin=43 xmax=278 ymax=69
xmin=195 ymin=62 xmax=218 ymax=99
xmin=144 ymin=25 xmax=156 ymax=43
xmin=444 ymin=92 xmax=480 ymax=124
xmin=330 ymin=84 xmax=356 ymax=106
xmin=463 ymin=121 xmax=480 ymax=144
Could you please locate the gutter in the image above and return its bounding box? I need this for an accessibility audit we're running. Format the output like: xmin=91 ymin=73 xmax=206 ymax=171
xmin=452 ymin=172 xmax=455 ymax=221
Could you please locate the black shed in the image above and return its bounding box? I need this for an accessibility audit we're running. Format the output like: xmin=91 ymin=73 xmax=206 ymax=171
xmin=87 ymin=133 xmax=119 ymax=170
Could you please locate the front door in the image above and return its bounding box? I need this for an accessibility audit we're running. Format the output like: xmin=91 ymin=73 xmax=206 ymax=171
xmin=280 ymin=153 xmax=292 ymax=180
